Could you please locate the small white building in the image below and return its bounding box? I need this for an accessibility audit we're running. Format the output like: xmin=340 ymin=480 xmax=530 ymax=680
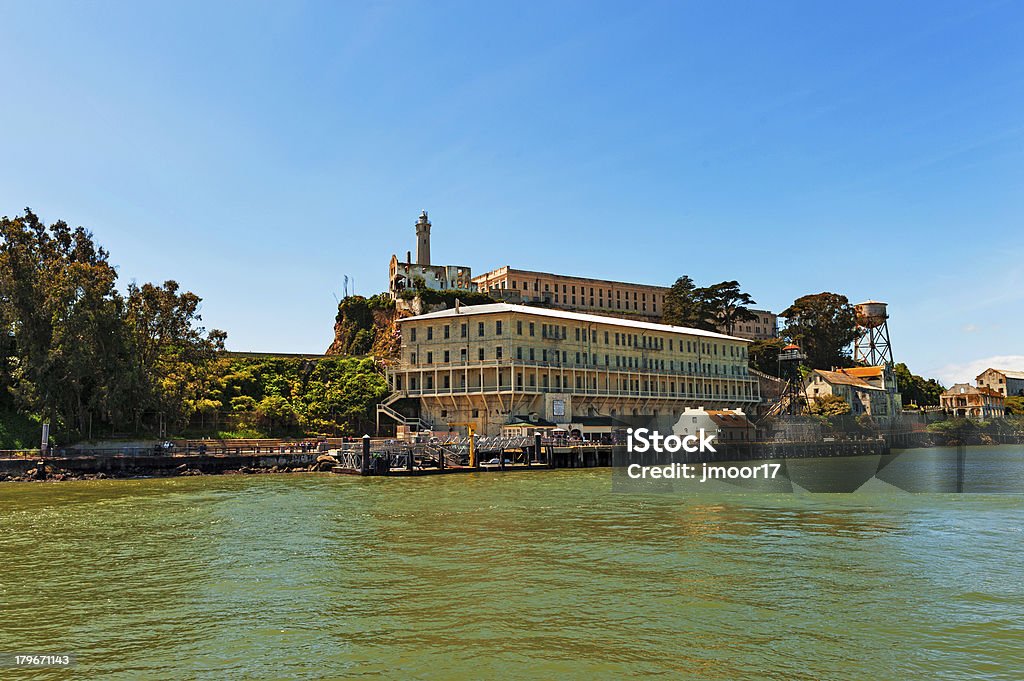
xmin=673 ymin=407 xmax=756 ymax=443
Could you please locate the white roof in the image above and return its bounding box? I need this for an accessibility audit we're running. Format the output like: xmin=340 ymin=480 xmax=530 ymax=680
xmin=399 ymin=303 xmax=748 ymax=342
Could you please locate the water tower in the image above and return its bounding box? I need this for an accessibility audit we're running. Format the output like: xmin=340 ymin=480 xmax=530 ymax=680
xmin=853 ymin=300 xmax=893 ymax=366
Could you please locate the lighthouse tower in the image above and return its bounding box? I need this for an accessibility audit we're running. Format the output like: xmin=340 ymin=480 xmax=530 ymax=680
xmin=415 ymin=210 xmax=431 ymax=265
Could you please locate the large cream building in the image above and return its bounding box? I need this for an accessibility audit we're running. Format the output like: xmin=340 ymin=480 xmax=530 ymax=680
xmin=471 ymin=266 xmax=778 ymax=340
xmin=472 ymin=266 xmax=668 ymax=318
xmin=383 ymin=303 xmax=760 ymax=436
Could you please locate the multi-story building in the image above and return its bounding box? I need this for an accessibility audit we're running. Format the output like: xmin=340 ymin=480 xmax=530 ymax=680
xmin=472 ymin=265 xmax=778 ymax=340
xmin=472 ymin=266 xmax=667 ymax=319
xmin=976 ymin=368 xmax=1024 ymax=398
xmin=940 ymin=383 xmax=1005 ymax=418
xmin=804 ymin=367 xmax=900 ymax=419
xmin=382 ymin=303 xmax=760 ymax=436
xmin=724 ymin=309 xmax=778 ymax=341
xmin=389 ymin=211 xmax=474 ymax=298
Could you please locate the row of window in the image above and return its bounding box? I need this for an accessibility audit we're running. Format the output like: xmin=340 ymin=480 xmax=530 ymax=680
xmin=407 ymin=321 xmax=748 ymax=358
xmin=407 ymin=347 xmax=748 ymax=375
xmin=399 ymin=373 xmax=756 ymax=396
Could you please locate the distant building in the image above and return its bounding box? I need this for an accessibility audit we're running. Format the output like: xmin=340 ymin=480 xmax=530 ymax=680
xmin=389 ymin=211 xmax=474 ymax=298
xmin=940 ymin=383 xmax=1005 ymax=418
xmin=673 ymin=407 xmax=755 ymax=443
xmin=472 ymin=266 xmax=667 ymax=319
xmin=721 ymin=309 xmax=777 ymax=341
xmin=804 ymin=368 xmax=899 ymax=419
xmin=976 ymin=368 xmax=1024 ymax=398
xmin=472 ymin=265 xmax=777 ymax=340
xmin=381 ymin=302 xmax=760 ymax=436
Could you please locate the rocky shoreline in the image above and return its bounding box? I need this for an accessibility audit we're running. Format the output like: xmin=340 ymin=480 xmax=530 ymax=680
xmin=0 ymin=454 xmax=338 ymax=483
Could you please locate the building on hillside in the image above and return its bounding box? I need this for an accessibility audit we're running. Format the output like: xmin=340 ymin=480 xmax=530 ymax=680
xmin=673 ymin=407 xmax=756 ymax=443
xmin=472 ymin=266 xmax=668 ymax=319
xmin=940 ymin=384 xmax=1005 ymax=418
xmin=388 ymin=211 xmax=474 ymax=298
xmin=721 ymin=310 xmax=778 ymax=341
xmin=804 ymin=368 xmax=895 ymax=418
xmin=379 ymin=303 xmax=760 ymax=436
xmin=976 ymin=368 xmax=1024 ymax=398
xmin=472 ymin=265 xmax=777 ymax=340
xmin=834 ymin=365 xmax=902 ymax=417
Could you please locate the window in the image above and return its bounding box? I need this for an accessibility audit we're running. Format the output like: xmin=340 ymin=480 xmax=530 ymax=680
xmin=478 ymin=322 xmax=485 ymax=337
xmin=460 ymin=348 xmax=467 ymax=362
xmin=517 ymin=320 xmax=523 ymax=335
xmin=496 ymin=347 xmax=503 ymax=359
xmin=496 ymin=321 xmax=503 ymax=335
xmin=461 ymin=324 xmax=468 ymax=338
xmin=410 ymin=328 xmax=417 ymax=342
xmin=427 ymin=327 xmax=433 ymax=340
xmin=426 ymin=352 xmax=433 ymax=364
xmin=478 ymin=348 xmax=485 ymax=360
xmin=410 ymin=352 xmax=417 ymax=364
xmin=529 ymin=323 xmax=535 ymax=336
xmin=444 ymin=325 xmax=450 ymax=339
xmin=444 ymin=350 xmax=450 ymax=363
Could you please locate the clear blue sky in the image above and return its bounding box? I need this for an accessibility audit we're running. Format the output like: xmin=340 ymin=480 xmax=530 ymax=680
xmin=2 ymin=0 xmax=1022 ymax=384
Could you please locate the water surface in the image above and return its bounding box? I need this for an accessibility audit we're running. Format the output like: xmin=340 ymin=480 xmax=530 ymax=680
xmin=2 ymin=447 xmax=1023 ymax=679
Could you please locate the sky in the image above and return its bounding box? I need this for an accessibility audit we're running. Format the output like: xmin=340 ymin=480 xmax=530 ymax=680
xmin=1 ymin=0 xmax=1022 ymax=385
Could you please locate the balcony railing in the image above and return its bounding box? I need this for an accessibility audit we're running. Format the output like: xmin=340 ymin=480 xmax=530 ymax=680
xmin=394 ymin=358 xmax=754 ymax=380
xmin=395 ymin=384 xmax=759 ymax=401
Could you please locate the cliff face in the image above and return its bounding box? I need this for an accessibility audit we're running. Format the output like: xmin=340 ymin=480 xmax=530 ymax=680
xmin=325 ymin=294 xmax=405 ymax=362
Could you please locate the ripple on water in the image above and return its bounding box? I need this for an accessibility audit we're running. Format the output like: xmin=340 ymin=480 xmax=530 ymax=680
xmin=1 ymin=462 xmax=1023 ymax=680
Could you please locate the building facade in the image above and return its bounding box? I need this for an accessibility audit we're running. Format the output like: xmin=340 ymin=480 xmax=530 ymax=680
xmin=804 ymin=368 xmax=899 ymax=419
xmin=472 ymin=265 xmax=777 ymax=340
xmin=383 ymin=303 xmax=760 ymax=436
xmin=940 ymin=383 xmax=1005 ymax=418
xmin=976 ymin=368 xmax=1024 ymax=398
xmin=472 ymin=266 xmax=668 ymax=319
xmin=389 ymin=212 xmax=474 ymax=298
xmin=673 ymin=407 xmax=756 ymax=443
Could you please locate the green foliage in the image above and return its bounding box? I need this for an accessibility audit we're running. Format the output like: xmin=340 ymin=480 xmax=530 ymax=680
xmin=415 ymin=289 xmax=495 ymax=307
xmin=0 ymin=209 xmax=226 ymax=442
xmin=748 ymin=338 xmax=786 ymax=376
xmin=331 ymin=294 xmax=397 ymax=356
xmin=1006 ymin=396 xmax=1024 ymax=415
xmin=893 ymin=363 xmax=945 ymax=407
xmin=781 ymin=293 xmax=858 ymax=370
xmin=662 ymin=276 xmax=758 ymax=332
xmin=208 ymin=355 xmax=387 ymax=437
xmin=0 ymin=409 xmax=41 ymax=449
xmin=806 ymin=393 xmax=851 ymax=417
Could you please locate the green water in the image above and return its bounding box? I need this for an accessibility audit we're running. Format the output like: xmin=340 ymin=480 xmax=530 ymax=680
xmin=2 ymin=447 xmax=1023 ymax=680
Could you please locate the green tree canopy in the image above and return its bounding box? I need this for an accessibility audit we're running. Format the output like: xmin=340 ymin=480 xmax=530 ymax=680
xmin=781 ymin=292 xmax=858 ymax=370
xmin=893 ymin=363 xmax=945 ymax=407
xmin=806 ymin=393 xmax=851 ymax=417
xmin=662 ymin=276 xmax=758 ymax=333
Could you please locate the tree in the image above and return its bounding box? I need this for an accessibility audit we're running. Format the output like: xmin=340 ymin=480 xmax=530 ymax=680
xmin=0 ymin=209 xmax=132 ymax=440
xmin=124 ymin=280 xmax=226 ymax=433
xmin=781 ymin=293 xmax=858 ymax=370
xmin=1006 ymin=396 xmax=1024 ymax=416
xmin=704 ymin=280 xmax=759 ymax=335
xmin=806 ymin=393 xmax=851 ymax=416
xmin=663 ymin=276 xmax=712 ymax=329
xmin=255 ymin=395 xmax=298 ymax=434
xmin=892 ymin=363 xmax=944 ymax=407
xmin=748 ymin=338 xmax=786 ymax=376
